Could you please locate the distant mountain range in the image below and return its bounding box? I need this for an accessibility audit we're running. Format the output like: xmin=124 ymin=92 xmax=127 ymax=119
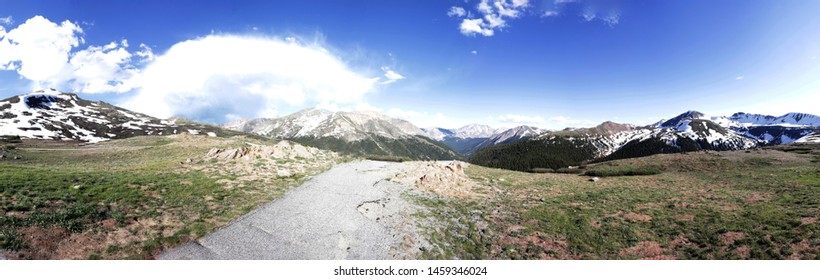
xmin=0 ymin=89 xmax=237 ymax=143
xmin=421 ymin=124 xmax=545 ymax=156
xmin=469 ymin=110 xmax=820 ymax=172
xmin=224 ymin=108 xmax=460 ymax=160
xmin=2 ymin=90 xmax=817 ymax=168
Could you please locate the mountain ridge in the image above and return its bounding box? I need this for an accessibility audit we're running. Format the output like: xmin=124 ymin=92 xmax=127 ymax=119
xmin=222 ymin=108 xmax=460 ymax=160
xmin=469 ymin=110 xmax=819 ymax=172
xmin=1 ymin=89 xmax=237 ymax=143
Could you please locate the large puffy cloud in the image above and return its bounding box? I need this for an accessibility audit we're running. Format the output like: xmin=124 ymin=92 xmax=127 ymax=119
xmin=121 ymin=35 xmax=380 ymax=123
xmin=0 ymin=16 xmax=82 ymax=81
xmin=0 ymin=15 xmax=150 ymax=93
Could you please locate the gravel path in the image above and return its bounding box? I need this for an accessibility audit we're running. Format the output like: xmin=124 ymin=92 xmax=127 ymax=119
xmin=160 ymin=160 xmax=426 ymax=260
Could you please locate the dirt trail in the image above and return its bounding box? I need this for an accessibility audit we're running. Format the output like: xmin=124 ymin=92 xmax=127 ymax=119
xmin=159 ymin=160 xmax=428 ymax=260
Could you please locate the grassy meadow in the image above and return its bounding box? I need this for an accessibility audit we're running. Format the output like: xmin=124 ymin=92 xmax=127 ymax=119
xmin=0 ymin=135 xmax=341 ymax=259
xmin=415 ymin=144 xmax=820 ymax=259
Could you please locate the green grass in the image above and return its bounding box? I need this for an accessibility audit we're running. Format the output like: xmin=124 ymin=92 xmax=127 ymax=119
xmin=0 ymin=135 xmax=341 ymax=259
xmin=584 ymin=165 xmax=663 ymax=177
xmin=417 ymin=144 xmax=820 ymax=259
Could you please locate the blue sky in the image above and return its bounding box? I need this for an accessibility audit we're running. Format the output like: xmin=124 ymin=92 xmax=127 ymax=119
xmin=1 ymin=0 xmax=819 ymax=129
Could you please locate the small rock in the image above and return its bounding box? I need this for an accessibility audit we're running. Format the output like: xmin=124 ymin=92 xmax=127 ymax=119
xmin=277 ymin=169 xmax=292 ymax=177
xmin=589 ymin=177 xmax=600 ymax=182
xmin=185 ymin=158 xmax=193 ymax=163
xmin=13 ymin=155 xmax=21 ymax=160
xmin=73 ymin=185 xmax=81 ymax=189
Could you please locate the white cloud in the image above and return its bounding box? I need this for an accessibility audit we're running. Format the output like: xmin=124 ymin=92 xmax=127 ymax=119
xmin=601 ymin=11 xmax=621 ymax=26
xmin=542 ymin=11 xmax=559 ymax=17
xmin=456 ymin=0 xmax=530 ymax=37
xmin=471 ymin=50 xmax=478 ymax=55
xmin=0 ymin=16 xmax=83 ymax=83
xmin=0 ymin=16 xmax=13 ymax=25
xmin=484 ymin=14 xmax=507 ymax=28
xmin=386 ymin=108 xmax=462 ymax=128
xmin=496 ymin=114 xmax=546 ymax=125
xmin=450 ymin=0 xmax=622 ymax=37
xmin=581 ymin=7 xmax=597 ymax=21
xmin=67 ymin=39 xmax=142 ymax=93
xmin=736 ymin=76 xmax=745 ymax=80
xmin=447 ymin=6 xmax=467 ymax=18
xmin=569 ymin=1 xmax=623 ymax=25
xmin=0 ymin=15 xmax=149 ymax=93
xmin=477 ymin=0 xmax=494 ymax=15
xmin=548 ymin=116 xmax=598 ymax=128
xmin=511 ymin=0 xmax=530 ymax=7
xmin=381 ymin=66 xmax=405 ymax=84
xmin=121 ymin=35 xmax=379 ymax=123
xmin=460 ymin=18 xmax=494 ymax=36
xmin=491 ymin=114 xmax=598 ymax=129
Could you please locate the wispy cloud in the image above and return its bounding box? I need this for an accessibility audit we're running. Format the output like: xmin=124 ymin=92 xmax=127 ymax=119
xmin=0 ymin=16 xmax=13 ymax=25
xmin=558 ymin=0 xmax=623 ymax=26
xmin=447 ymin=6 xmax=467 ymax=18
xmin=548 ymin=116 xmax=598 ymax=128
xmin=386 ymin=108 xmax=462 ymax=128
xmin=449 ymin=0 xmax=624 ymax=37
xmin=490 ymin=114 xmax=599 ymax=129
xmin=497 ymin=114 xmax=545 ymax=124
xmin=471 ymin=50 xmax=478 ymax=55
xmin=456 ymin=0 xmax=530 ymax=37
xmin=380 ymin=66 xmax=405 ymax=84
xmin=542 ymin=11 xmax=559 ymax=17
xmin=736 ymin=75 xmax=745 ymax=80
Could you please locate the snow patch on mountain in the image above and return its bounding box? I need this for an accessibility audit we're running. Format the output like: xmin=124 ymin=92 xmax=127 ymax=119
xmin=223 ymin=108 xmax=428 ymax=142
xmin=1 ymin=89 xmax=226 ymax=143
xmin=795 ymin=132 xmax=820 ymax=143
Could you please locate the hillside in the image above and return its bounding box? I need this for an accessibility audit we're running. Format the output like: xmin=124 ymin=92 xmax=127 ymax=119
xmin=417 ymin=143 xmax=820 ymax=259
xmin=0 ymin=89 xmax=244 ymax=143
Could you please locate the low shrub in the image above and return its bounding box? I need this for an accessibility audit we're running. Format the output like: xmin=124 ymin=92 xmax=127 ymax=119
xmin=584 ymin=165 xmax=663 ymax=177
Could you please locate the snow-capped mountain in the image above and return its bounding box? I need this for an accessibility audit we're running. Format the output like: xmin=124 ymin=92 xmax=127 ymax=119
xmin=451 ymin=124 xmax=499 ymax=138
xmin=470 ymin=110 xmax=819 ymax=172
xmin=729 ymin=112 xmax=820 ymax=127
xmin=420 ymin=127 xmax=454 ymax=141
xmin=223 ymin=108 xmax=460 ymax=160
xmin=479 ymin=125 xmax=546 ymax=147
xmin=227 ymin=108 xmax=426 ymax=141
xmin=796 ymin=132 xmax=820 ymax=143
xmin=422 ymin=124 xmax=541 ymax=156
xmin=0 ymin=89 xmax=229 ymax=143
xmin=596 ymin=110 xmax=817 ymax=159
